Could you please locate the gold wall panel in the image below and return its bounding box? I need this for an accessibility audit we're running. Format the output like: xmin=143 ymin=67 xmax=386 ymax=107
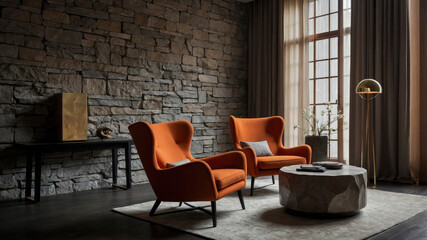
xmin=56 ymin=93 xmax=88 ymax=141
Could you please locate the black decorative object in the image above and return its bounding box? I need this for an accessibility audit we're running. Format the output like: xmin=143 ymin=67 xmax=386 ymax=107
xmin=305 ymin=135 xmax=328 ymax=162
xmin=313 ymin=161 xmax=343 ymax=169
xmin=296 ymin=165 xmax=327 ymax=172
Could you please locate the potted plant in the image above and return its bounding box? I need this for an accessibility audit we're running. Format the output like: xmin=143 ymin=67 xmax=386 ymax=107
xmin=294 ymin=105 xmax=345 ymax=162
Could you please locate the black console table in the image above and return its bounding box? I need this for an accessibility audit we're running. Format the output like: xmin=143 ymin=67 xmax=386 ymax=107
xmin=15 ymin=138 xmax=133 ymax=203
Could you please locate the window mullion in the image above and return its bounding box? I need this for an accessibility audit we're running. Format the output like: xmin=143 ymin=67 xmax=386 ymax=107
xmin=337 ymin=0 xmax=344 ymax=163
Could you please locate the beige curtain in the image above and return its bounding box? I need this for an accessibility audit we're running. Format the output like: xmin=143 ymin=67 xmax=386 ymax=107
xmin=248 ymin=0 xmax=309 ymax=147
xmin=342 ymin=3 xmax=352 ymax=164
xmin=283 ymin=0 xmax=310 ymax=147
xmin=409 ymin=0 xmax=420 ymax=182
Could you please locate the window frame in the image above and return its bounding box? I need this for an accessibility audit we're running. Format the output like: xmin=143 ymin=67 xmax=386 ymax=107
xmin=308 ymin=0 xmax=345 ymax=162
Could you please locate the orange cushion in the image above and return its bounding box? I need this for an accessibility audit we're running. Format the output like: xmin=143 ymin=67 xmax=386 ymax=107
xmin=212 ymin=169 xmax=246 ymax=190
xmin=258 ymin=155 xmax=306 ymax=170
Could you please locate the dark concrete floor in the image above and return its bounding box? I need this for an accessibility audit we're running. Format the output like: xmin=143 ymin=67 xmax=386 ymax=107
xmin=0 ymin=179 xmax=426 ymax=240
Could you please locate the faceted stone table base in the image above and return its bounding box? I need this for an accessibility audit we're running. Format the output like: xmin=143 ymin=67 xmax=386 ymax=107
xmin=279 ymin=165 xmax=367 ymax=214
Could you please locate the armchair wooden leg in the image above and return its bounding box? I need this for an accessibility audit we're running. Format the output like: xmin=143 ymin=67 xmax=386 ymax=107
xmin=272 ymin=175 xmax=275 ymax=184
xmin=237 ymin=190 xmax=245 ymax=209
xmin=149 ymin=199 xmax=161 ymax=216
xmin=211 ymin=201 xmax=217 ymax=227
xmin=178 ymin=202 xmax=182 ymax=207
xmin=250 ymin=176 xmax=256 ymax=196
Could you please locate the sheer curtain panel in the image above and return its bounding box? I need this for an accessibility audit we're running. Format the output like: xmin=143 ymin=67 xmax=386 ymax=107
xmin=283 ymin=0 xmax=310 ymax=147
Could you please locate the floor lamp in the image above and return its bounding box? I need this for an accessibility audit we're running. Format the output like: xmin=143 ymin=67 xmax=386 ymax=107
xmin=356 ymin=79 xmax=382 ymax=188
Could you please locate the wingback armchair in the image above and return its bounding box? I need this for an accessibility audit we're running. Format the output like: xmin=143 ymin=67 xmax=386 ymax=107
xmin=128 ymin=120 xmax=247 ymax=227
xmin=229 ymin=115 xmax=312 ymax=195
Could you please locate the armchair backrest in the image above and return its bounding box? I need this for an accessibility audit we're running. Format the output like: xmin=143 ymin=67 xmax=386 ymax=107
xmin=128 ymin=120 xmax=194 ymax=171
xmin=229 ymin=115 xmax=285 ymax=155
xmin=150 ymin=120 xmax=194 ymax=168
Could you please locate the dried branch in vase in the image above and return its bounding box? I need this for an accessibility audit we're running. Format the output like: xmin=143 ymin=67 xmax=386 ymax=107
xmin=294 ymin=104 xmax=347 ymax=136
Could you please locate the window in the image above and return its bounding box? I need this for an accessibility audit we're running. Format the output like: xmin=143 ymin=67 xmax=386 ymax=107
xmin=308 ymin=0 xmax=351 ymax=162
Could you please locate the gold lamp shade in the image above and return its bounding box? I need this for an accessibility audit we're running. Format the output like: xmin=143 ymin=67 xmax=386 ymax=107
xmin=356 ymin=79 xmax=383 ymax=100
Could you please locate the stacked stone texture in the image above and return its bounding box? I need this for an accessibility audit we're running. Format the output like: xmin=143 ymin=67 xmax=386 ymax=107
xmin=0 ymin=0 xmax=248 ymax=200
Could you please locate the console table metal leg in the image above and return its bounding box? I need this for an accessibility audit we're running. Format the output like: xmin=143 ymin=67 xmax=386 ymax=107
xmin=25 ymin=153 xmax=33 ymax=200
xmin=125 ymin=143 xmax=132 ymax=189
xmin=34 ymin=153 xmax=42 ymax=202
xmin=112 ymin=148 xmax=118 ymax=185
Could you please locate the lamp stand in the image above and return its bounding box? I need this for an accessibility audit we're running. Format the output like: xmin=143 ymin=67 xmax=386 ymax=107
xmin=361 ymin=97 xmax=376 ymax=188
xmin=356 ymin=78 xmax=382 ymax=189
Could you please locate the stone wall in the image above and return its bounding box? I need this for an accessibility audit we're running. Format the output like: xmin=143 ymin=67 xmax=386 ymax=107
xmin=0 ymin=0 xmax=248 ymax=200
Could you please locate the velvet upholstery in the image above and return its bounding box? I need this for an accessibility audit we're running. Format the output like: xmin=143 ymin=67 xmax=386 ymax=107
xmin=229 ymin=115 xmax=311 ymax=178
xmin=257 ymin=156 xmax=306 ymax=170
xmin=128 ymin=120 xmax=247 ymax=202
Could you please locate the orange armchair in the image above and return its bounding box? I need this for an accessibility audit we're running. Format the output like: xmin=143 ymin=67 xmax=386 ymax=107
xmin=229 ymin=115 xmax=311 ymax=195
xmin=128 ymin=120 xmax=247 ymax=227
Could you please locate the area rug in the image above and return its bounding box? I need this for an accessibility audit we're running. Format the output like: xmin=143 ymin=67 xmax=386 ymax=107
xmin=113 ymin=179 xmax=427 ymax=240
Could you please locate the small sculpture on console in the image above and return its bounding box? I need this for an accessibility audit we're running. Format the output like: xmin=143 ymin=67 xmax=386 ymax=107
xmin=96 ymin=126 xmax=112 ymax=139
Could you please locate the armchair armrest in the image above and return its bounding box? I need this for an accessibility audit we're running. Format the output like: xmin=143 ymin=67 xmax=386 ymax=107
xmin=277 ymin=145 xmax=312 ymax=164
xmin=233 ymin=147 xmax=258 ymax=176
xmin=154 ymin=161 xmax=217 ymax=201
xmin=198 ymin=151 xmax=246 ymax=172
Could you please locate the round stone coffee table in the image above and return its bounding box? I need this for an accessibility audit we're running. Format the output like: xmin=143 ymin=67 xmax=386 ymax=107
xmin=279 ymin=165 xmax=367 ymax=215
